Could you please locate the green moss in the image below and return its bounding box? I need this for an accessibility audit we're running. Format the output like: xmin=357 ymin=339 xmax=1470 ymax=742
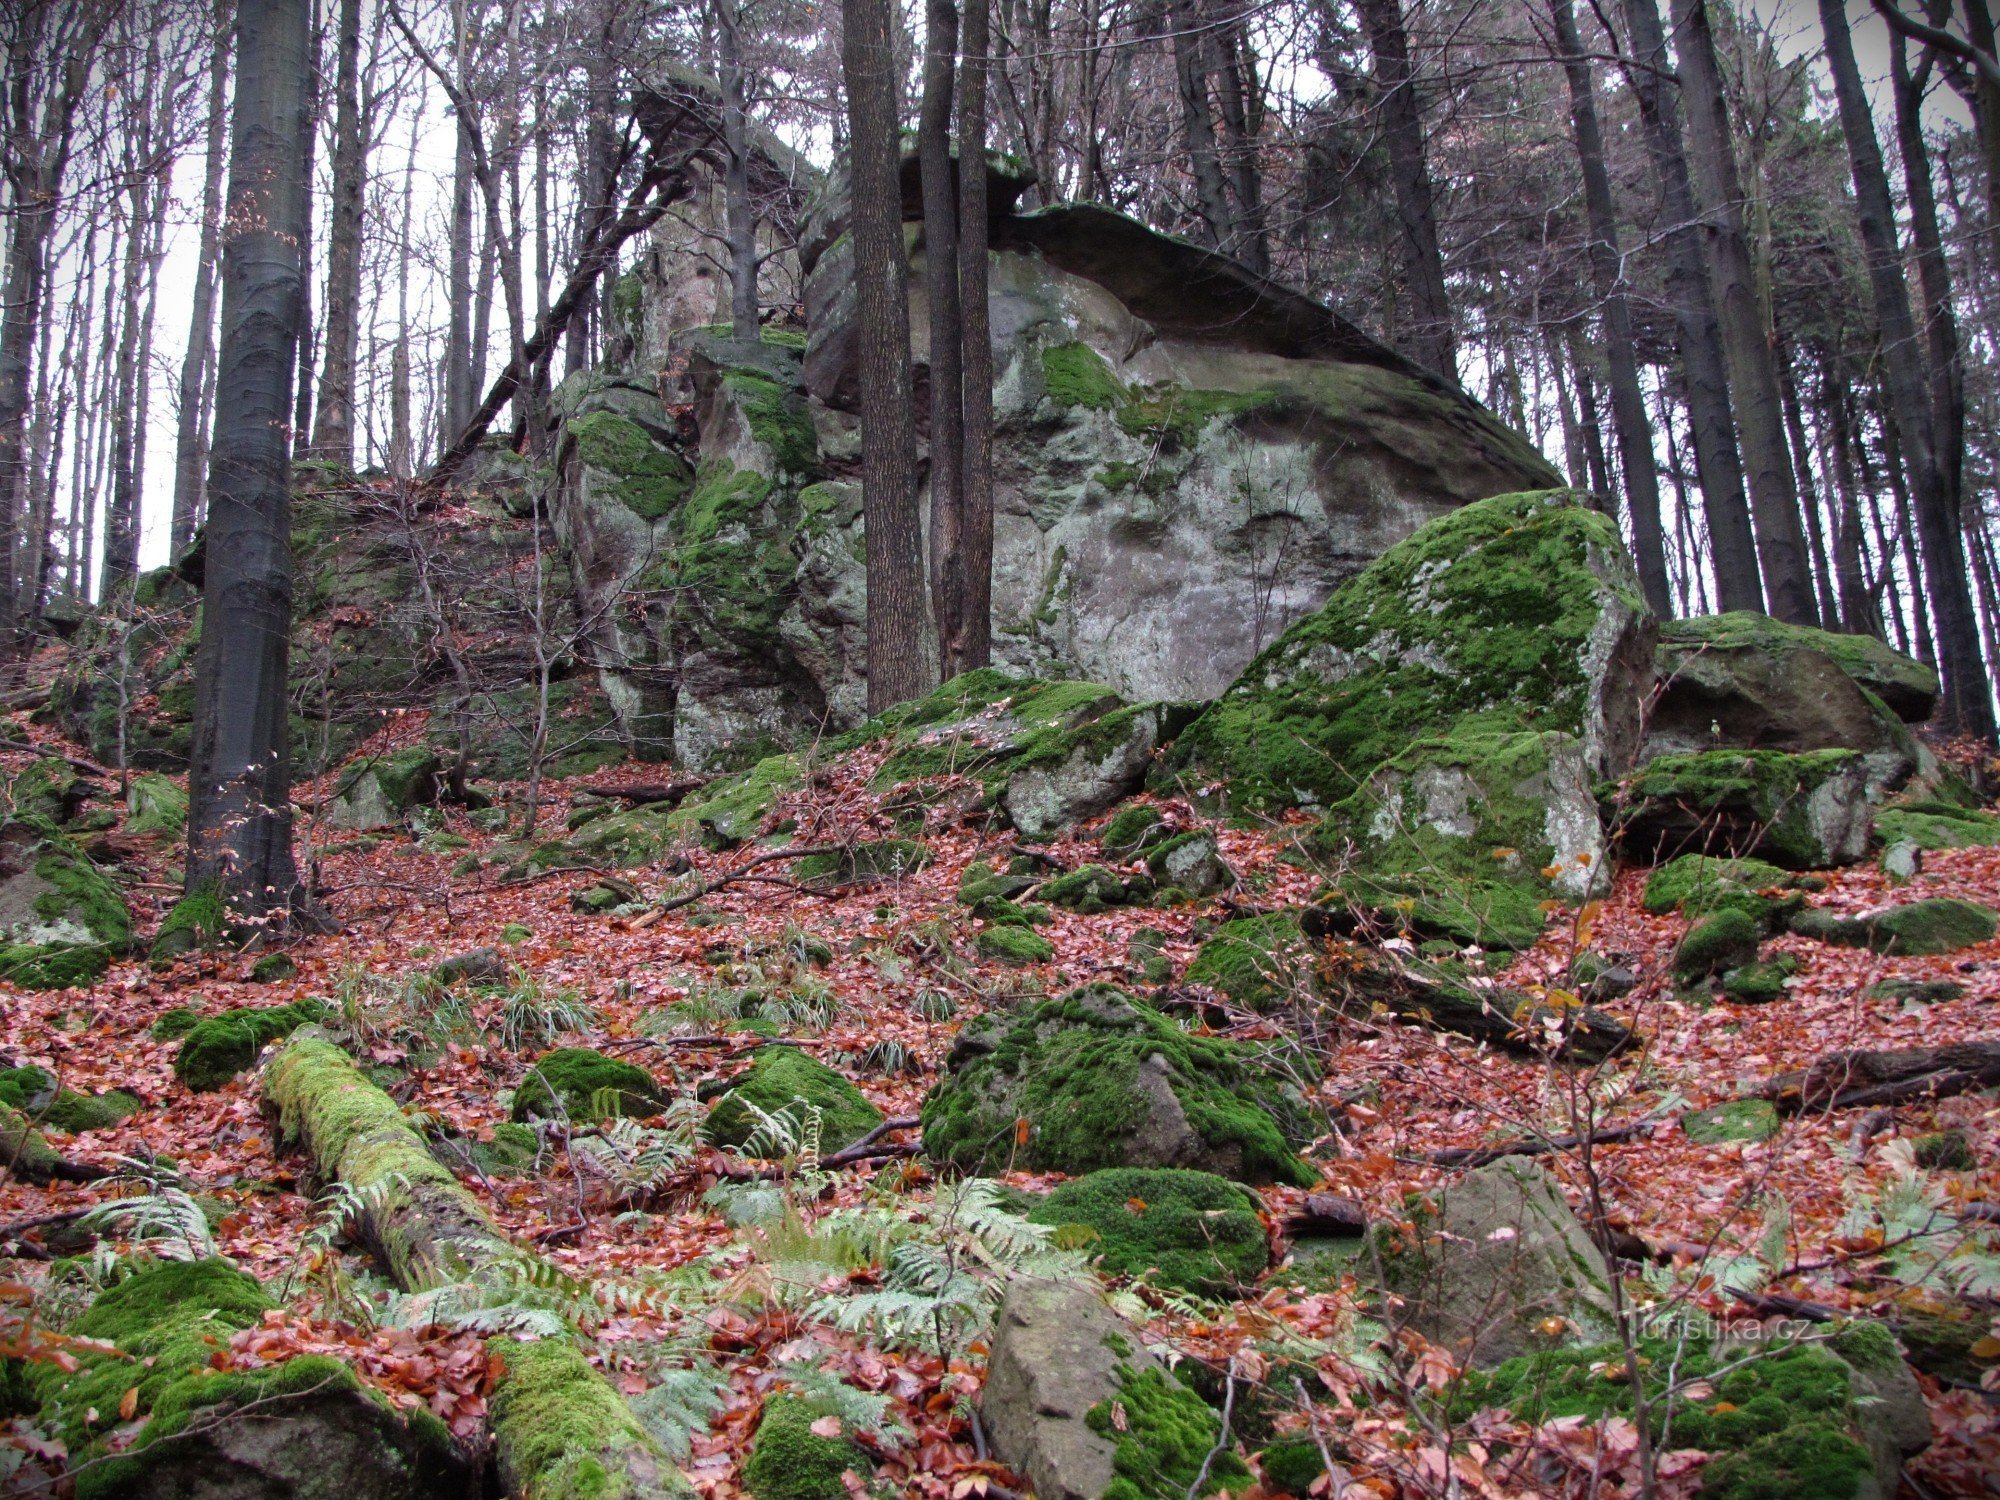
xmin=1866 ymin=977 xmax=1964 ymax=1005
xmin=1117 ymin=385 xmax=1277 ymax=450
xmin=1040 ymin=342 xmax=1126 ymax=410
xmin=126 ymin=772 xmax=188 ymax=835
xmin=723 ymin=369 xmax=819 ymax=476
xmin=174 ymin=998 xmax=330 ymax=1092
xmin=1720 ymin=955 xmax=1799 ymax=1004
xmin=1173 ymin=490 xmax=1639 ymax=814
xmin=569 ymin=410 xmax=694 ymax=521
xmin=0 ymin=1067 xmax=135 ymax=1131
xmin=1185 ymin=912 xmax=1309 ymax=1009
xmin=1794 ymin=897 xmax=1999 ymax=956
xmin=488 ymin=1337 xmax=673 ymax=1500
xmin=474 ymin=1120 xmax=544 ymax=1175
xmin=791 ymin=839 xmax=931 ymax=886
xmin=1086 ymin=1363 xmax=1250 ymax=1500
xmin=977 ymin=923 xmax=1055 ymax=965
xmin=251 ymin=952 xmax=299 ymax=983
xmin=1101 ymin=804 xmax=1166 ymax=858
xmin=1914 ymin=1129 xmax=1975 ymax=1170
xmin=0 ymin=941 xmax=110 ymax=989
xmin=1643 ymin=855 xmax=1799 ymax=918
xmin=512 ymin=1048 xmax=667 ymax=1123
xmin=370 ymin=746 xmax=442 ymax=810
xmin=150 ymin=1006 xmax=203 ymax=1040
xmin=703 ymin=1047 xmax=882 ymax=1152
xmin=26 ymin=833 xmax=133 ymax=950
xmin=8 ymin=758 xmax=79 ymax=822
xmin=151 ymin=879 xmax=227 ymax=961
xmin=742 ymin=1394 xmax=870 ymax=1500
xmin=1259 ymin=1437 xmax=1326 ymax=1496
xmin=1607 ymin=749 xmax=1868 ymax=870
xmin=1682 ymin=1099 xmax=1782 ymax=1145
xmin=1673 ymin=909 xmax=1762 ymax=983
xmin=1040 ymin=864 xmax=1131 ymax=913
xmin=1027 ymin=1167 xmax=1269 ymax=1294
xmin=921 ymin=985 xmax=1317 ymax=1186
xmin=1874 ymin=802 xmax=2000 ymax=852
xmin=1659 ymin=612 xmax=1938 ymax=718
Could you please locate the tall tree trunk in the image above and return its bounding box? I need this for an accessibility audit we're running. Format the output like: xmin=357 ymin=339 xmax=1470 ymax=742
xmin=291 ymin=0 xmax=321 ymax=459
xmin=444 ymin=89 xmax=476 ymax=445
xmin=715 ymin=0 xmax=761 ymax=341
xmin=187 ymin=0 xmax=311 ymax=913
xmin=1357 ymin=0 xmax=1456 ymax=384
xmin=1548 ymin=0 xmax=1672 ymax=616
xmin=1824 ymin=351 xmax=1876 ymax=636
xmin=1209 ymin=17 xmax=1269 ymax=275
xmin=1617 ymin=0 xmax=1763 ymax=614
xmin=310 ymin=0 xmax=364 ymax=464
xmin=389 ymin=108 xmax=416 ymax=481
xmin=1821 ymin=0 xmax=1994 ymax=739
xmin=1669 ymin=0 xmax=1817 ymax=624
xmin=1889 ymin=33 xmax=1965 ymax=513
xmin=1169 ymin=0 xmax=1234 ymax=250
xmin=172 ymin=3 xmax=233 ymax=558
xmin=921 ymin=0 xmax=968 ymax=677
xmin=957 ymin=0 xmax=995 ymax=669
xmin=844 ymin=0 xmax=931 ymax=710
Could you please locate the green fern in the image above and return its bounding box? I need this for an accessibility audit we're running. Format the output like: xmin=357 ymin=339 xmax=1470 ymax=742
xmin=77 ymin=1188 xmax=214 ymax=1262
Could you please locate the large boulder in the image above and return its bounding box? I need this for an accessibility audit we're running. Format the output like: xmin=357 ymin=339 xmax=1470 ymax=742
xmin=322 ymin=748 xmax=442 ymax=832
xmin=1607 ymin=748 xmax=1874 ymax=869
xmin=1170 ymin=489 xmax=1656 ymax=816
xmin=920 ymin=983 xmax=1319 ymax=1185
xmin=0 ymin=820 xmax=132 ymax=989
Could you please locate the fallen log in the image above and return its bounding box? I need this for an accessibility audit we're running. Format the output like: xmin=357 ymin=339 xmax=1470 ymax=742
xmin=1426 ymin=1120 xmax=1652 ymax=1169
xmin=1760 ymin=1040 xmax=2000 ymax=1113
xmin=1330 ymin=962 xmax=1637 ymax=1063
xmin=587 ymin=778 xmax=711 ymax=808
xmin=1 ymin=1102 xmax=106 ymax=1184
xmin=1282 ymin=1193 xmax=1368 ymax=1238
xmin=264 ymin=1029 xmax=688 ymax=1499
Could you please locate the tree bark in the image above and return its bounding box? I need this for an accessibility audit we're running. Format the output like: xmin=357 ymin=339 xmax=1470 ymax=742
xmin=1821 ymin=0 xmax=1994 ymax=740
xmin=309 ymin=0 xmax=364 ymax=465
xmin=1617 ymin=0 xmax=1763 ymax=614
xmin=921 ymin=0 xmax=968 ymax=678
xmin=185 ymin=0 xmax=311 ymax=914
xmin=957 ymin=0 xmax=994 ymax=670
xmin=1548 ymin=0 xmax=1672 ymax=617
xmin=715 ymin=0 xmax=761 ymax=341
xmin=443 ymin=69 xmax=476 ymax=446
xmin=844 ymin=0 xmax=932 ymax=711
xmin=1889 ymin=32 xmax=1965 ymax=514
xmin=1168 ymin=0 xmax=1234 ymax=251
xmin=1669 ymin=0 xmax=1817 ymax=624
xmin=172 ymin=3 xmax=233 ymax=558
xmin=1357 ymin=0 xmax=1457 ymax=385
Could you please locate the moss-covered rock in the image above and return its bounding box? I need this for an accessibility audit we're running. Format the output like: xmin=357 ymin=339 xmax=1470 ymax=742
xmin=512 ymin=1048 xmax=668 ymax=1123
xmin=1100 ymin=803 xmax=1167 ymax=859
xmin=1607 ymin=749 xmax=1873 ymax=869
xmin=0 ymin=1066 xmax=137 ymax=1132
xmin=149 ymin=1006 xmax=203 ymax=1040
xmin=1866 ymin=977 xmax=1965 ymax=1005
xmin=1914 ymin=1129 xmax=1975 ymax=1170
xmin=921 ymin=985 xmax=1317 ymax=1185
xmin=7 ymin=757 xmax=84 ymax=823
xmin=1315 ymin=728 xmax=1607 ymax=948
xmin=0 ymin=939 xmax=110 ymax=989
xmin=1720 ymin=955 xmax=1800 ymax=1004
xmin=977 ymin=922 xmax=1055 ymax=965
xmin=1655 ymin=612 xmax=1939 ymax=723
xmin=703 ymin=1047 xmax=881 ymax=1152
xmin=1682 ymin=1099 xmax=1782 ymax=1145
xmin=174 ymin=998 xmax=332 ymax=1092
xmin=1169 ymin=490 xmax=1654 ymax=815
xmin=1791 ymin=897 xmax=1999 ymax=956
xmin=1642 ymin=854 xmax=1802 ymax=922
xmin=1039 ymin=864 xmax=1133 ymax=913
xmin=791 ymin=838 xmax=930 ymax=887
xmin=1140 ymin=829 xmax=1233 ymax=898
xmin=742 ymin=1393 xmax=871 ymax=1500
xmin=1086 ymin=1362 xmax=1251 ymax=1500
xmin=1874 ymin=800 xmax=2000 ymax=852
xmin=126 ymin=772 xmax=188 ymax=835
xmin=251 ymin=951 xmax=300 ymax=983
xmin=1184 ymin=912 xmax=1311 ymax=1009
xmin=150 ymin=879 xmax=228 ymax=961
xmin=324 ymin=747 xmax=442 ymax=832
xmin=1258 ymin=1437 xmax=1327 ymax=1497
xmin=0 ymin=820 xmax=133 ymax=980
xmin=1673 ymin=909 xmax=1762 ymax=983
xmin=1028 ymin=1167 xmax=1270 ymax=1294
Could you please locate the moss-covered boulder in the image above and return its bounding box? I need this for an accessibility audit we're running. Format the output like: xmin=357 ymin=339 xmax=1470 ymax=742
xmin=0 ymin=1065 xmax=138 ymax=1132
xmin=1169 ymin=490 xmax=1655 ymax=815
xmin=1874 ymin=799 xmax=2000 ymax=852
xmin=922 ymin=985 xmax=1317 ymax=1185
xmin=1719 ymin=954 xmax=1801 ymax=1004
xmin=7 ymin=757 xmax=86 ymax=823
xmin=26 ymin=1258 xmax=469 ymax=1500
xmin=1375 ymin=1158 xmax=1618 ymax=1366
xmin=1606 ymin=748 xmax=1873 ymax=869
xmin=512 ymin=1047 xmax=669 ymax=1123
xmin=1450 ymin=1324 xmax=1926 ymax=1500
xmin=977 ymin=922 xmax=1056 ymax=965
xmin=1099 ymin=803 xmax=1167 ymax=859
xmin=1184 ymin=911 xmax=1312 ymax=1009
xmin=126 ymin=772 xmax=188 ymax=835
xmin=1641 ymin=853 xmax=1802 ymax=923
xmin=1315 ymin=728 xmax=1607 ymax=949
xmin=1682 ymin=1098 xmax=1782 ymax=1145
xmin=1141 ymin=829 xmax=1232 ymax=897
xmin=1791 ymin=897 xmax=1999 ymax=956
xmin=174 ymin=999 xmax=332 ymax=1092
xmin=1039 ymin=863 xmax=1134 ymax=913
xmin=1656 ymin=611 xmax=1939 ymax=723
xmin=150 ymin=880 xmax=228 ymax=962
xmin=703 ymin=1046 xmax=881 ymax=1152
xmin=791 ymin=838 xmax=930 ymax=887
xmin=1866 ymin=977 xmax=1965 ymax=1005
xmin=1672 ymin=908 xmax=1762 ymax=984
xmin=741 ymin=1393 xmax=872 ymax=1500
xmin=1027 ymin=1167 xmax=1269 ymax=1294
xmin=0 ymin=818 xmax=132 ymax=988
xmin=323 ymin=747 xmax=442 ymax=832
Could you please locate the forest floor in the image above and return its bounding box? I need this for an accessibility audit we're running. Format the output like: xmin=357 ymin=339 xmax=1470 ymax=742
xmin=2 ymin=708 xmax=1998 ymax=1498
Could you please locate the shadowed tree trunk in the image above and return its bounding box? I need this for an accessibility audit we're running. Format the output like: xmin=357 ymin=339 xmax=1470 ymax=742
xmin=844 ymin=0 xmax=931 ymax=710
xmin=921 ymin=0 xmax=967 ymax=677
xmin=1617 ymin=0 xmax=1763 ymax=614
xmin=1548 ymin=0 xmax=1672 ymax=617
xmin=1821 ymin=0 xmax=1993 ymax=740
xmin=310 ymin=0 xmax=364 ymax=464
xmin=715 ymin=0 xmax=760 ymax=340
xmin=957 ymin=0 xmax=994 ymax=670
xmin=1889 ymin=31 xmax=1964 ymax=513
xmin=1357 ymin=0 xmax=1456 ymax=384
xmin=172 ymin=2 xmax=233 ymax=558
xmin=1669 ymin=0 xmax=1817 ymax=624
xmin=1169 ymin=0 xmax=1233 ymax=250
xmin=185 ymin=0 xmax=312 ymax=914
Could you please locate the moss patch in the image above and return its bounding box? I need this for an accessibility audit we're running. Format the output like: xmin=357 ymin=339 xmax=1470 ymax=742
xmin=570 ymin=409 xmax=695 ymax=521
xmin=151 ymin=880 xmax=228 ymax=962
xmin=1606 ymin=748 xmax=1868 ymax=870
xmin=1682 ymin=1099 xmax=1782 ymax=1145
xmin=0 ymin=941 xmax=110 ymax=989
xmin=976 ymin=922 xmax=1055 ymax=965
xmin=704 ymin=1047 xmax=882 ymax=1152
xmin=1643 ymin=854 xmax=1800 ymax=921
xmin=1793 ymin=897 xmax=1998 ymax=956
xmin=1874 ymin=801 xmax=2000 ymax=852
xmin=1085 ymin=1363 xmax=1251 ymax=1500
xmin=488 ymin=1336 xmax=675 ymax=1500
xmin=742 ymin=1393 xmax=871 ymax=1500
xmin=175 ymin=998 xmax=330 ymax=1092
xmin=1673 ymin=909 xmax=1762 ymax=983
xmin=1028 ymin=1167 xmax=1269 ymax=1294
xmin=126 ymin=772 xmax=188 ymax=835
xmin=512 ymin=1048 xmax=667 ymax=1123
xmin=1040 ymin=342 xmax=1126 ymax=410
xmin=1185 ymin=912 xmax=1310 ymax=1009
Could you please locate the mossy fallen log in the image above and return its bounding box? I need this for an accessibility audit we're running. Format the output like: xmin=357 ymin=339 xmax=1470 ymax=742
xmin=264 ymin=1028 xmax=688 ymax=1499
xmin=1 ymin=1101 xmax=107 ymax=1184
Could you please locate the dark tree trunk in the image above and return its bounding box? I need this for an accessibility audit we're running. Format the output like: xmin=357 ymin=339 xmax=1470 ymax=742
xmin=1821 ymin=0 xmax=1994 ymax=739
xmin=921 ymin=0 xmax=967 ymax=676
xmin=1548 ymin=0 xmax=1672 ymax=616
xmin=290 ymin=0 xmax=320 ymax=460
xmin=1617 ymin=0 xmax=1763 ymax=614
xmin=1669 ymin=0 xmax=1817 ymax=624
xmin=172 ymin=3 xmax=233 ymax=558
xmin=844 ymin=0 xmax=932 ymax=710
xmin=1889 ymin=33 xmax=1964 ymax=514
xmin=957 ymin=0 xmax=995 ymax=670
xmin=444 ymin=101 xmax=476 ymax=445
xmin=1209 ymin=17 xmax=1269 ymax=275
xmin=715 ymin=0 xmax=760 ymax=340
xmin=1357 ymin=0 xmax=1456 ymax=384
xmin=310 ymin=0 xmax=364 ymax=464
xmin=186 ymin=0 xmax=311 ymax=913
xmin=1169 ymin=0 xmax=1233 ymax=250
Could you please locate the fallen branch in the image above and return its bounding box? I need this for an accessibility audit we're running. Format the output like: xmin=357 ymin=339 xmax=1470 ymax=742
xmin=1426 ymin=1121 xmax=1651 ymax=1169
xmin=1331 ymin=961 xmax=1637 ymax=1063
xmin=655 ymin=845 xmax=841 ymax=912
xmin=0 ymin=737 xmax=111 ymax=777
xmin=263 ymin=1029 xmax=684 ymax=1499
xmin=1 ymin=1103 xmax=107 ymax=1185
xmin=1762 ymin=1040 xmax=2000 ymax=1113
xmin=714 ymin=1116 xmax=925 ymax=1181
xmin=586 ymin=778 xmax=712 ymax=807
